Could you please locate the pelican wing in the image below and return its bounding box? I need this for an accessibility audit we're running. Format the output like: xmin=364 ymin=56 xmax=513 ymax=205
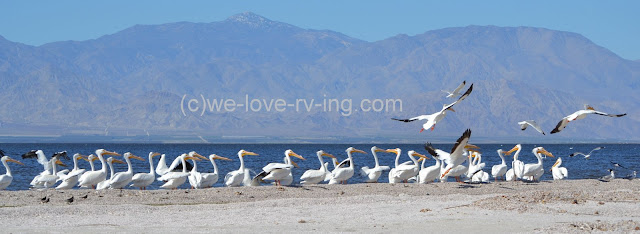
xmin=569 ymin=152 xmax=586 ymax=157
xmin=391 ymin=115 xmax=429 ymax=122
xmin=451 ymin=80 xmax=466 ymax=94
xmin=337 ymin=158 xmax=351 ymax=168
xmin=263 ymin=163 xmax=293 ymax=172
xmin=157 ymin=172 xmax=190 ymax=181
xmin=592 ymin=111 xmax=626 ymax=118
xmin=450 ymin=129 xmax=472 ymax=154
xmin=0 ymin=149 xmax=6 ymax=156
xmin=550 ymin=118 xmax=570 ymax=134
xmin=424 ymin=143 xmax=439 ymax=157
xmin=518 ymin=120 xmax=546 ymax=135
xmin=589 ymin=147 xmax=604 ymax=155
xmin=443 ymin=84 xmax=474 ymax=111
xmin=52 ymin=151 xmax=69 ymax=160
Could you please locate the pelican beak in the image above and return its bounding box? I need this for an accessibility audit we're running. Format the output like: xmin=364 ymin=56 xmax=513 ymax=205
xmin=194 ymin=152 xmax=208 ymax=160
xmin=242 ymin=151 xmax=259 ymax=157
xmin=374 ymin=148 xmax=387 ymax=153
xmin=184 ymin=156 xmax=197 ymax=161
xmin=112 ymin=159 xmax=126 ymax=164
xmin=412 ymin=152 xmax=429 ymax=160
xmin=351 ymin=149 xmax=367 ymax=154
xmin=505 ymin=146 xmax=519 ymax=155
xmin=539 ymin=148 xmax=554 ymax=158
xmin=550 ymin=160 xmax=560 ymax=171
xmin=289 ymin=151 xmax=305 ymax=160
xmin=130 ymin=154 xmax=145 ymax=161
xmin=75 ymin=154 xmax=85 ymax=160
xmin=386 ymin=149 xmax=398 ymax=154
xmin=465 ymin=144 xmax=480 ymax=149
xmin=55 ymin=159 xmax=67 ymax=167
xmin=417 ymin=157 xmax=425 ymax=162
xmin=151 ymin=152 xmax=162 ymax=157
xmin=213 ymin=155 xmax=233 ymax=161
xmin=6 ymin=158 xmax=24 ymax=165
xmin=104 ymin=151 xmax=121 ymax=156
xmin=291 ymin=160 xmax=299 ymax=168
xmin=321 ymin=152 xmax=336 ymax=159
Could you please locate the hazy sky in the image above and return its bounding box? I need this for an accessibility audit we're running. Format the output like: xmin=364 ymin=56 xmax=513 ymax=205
xmin=1 ymin=1 xmax=638 ymax=60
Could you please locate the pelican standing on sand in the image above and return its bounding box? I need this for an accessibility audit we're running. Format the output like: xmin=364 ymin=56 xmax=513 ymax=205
xmin=78 ymin=149 xmax=121 ymax=189
xmin=158 ymin=154 xmax=197 ymax=189
xmin=330 ymin=147 xmax=367 ymax=184
xmin=130 ymin=152 xmax=161 ymax=190
xmin=391 ymin=84 xmax=473 ymax=132
xmin=96 ymin=157 xmax=126 ymax=190
xmin=359 ymin=146 xmax=392 ymax=183
xmin=491 ymin=149 xmax=509 ymax=181
xmin=56 ymin=153 xmax=88 ymax=190
xmin=198 ymin=154 xmax=232 ymax=188
xmin=389 ymin=150 xmax=427 ymax=183
xmin=550 ymin=104 xmax=626 ymax=134
xmin=258 ymin=150 xmax=305 ymax=186
xmin=107 ymin=152 xmax=145 ymax=189
xmin=225 ymin=150 xmax=259 ymax=187
xmin=505 ymin=144 xmax=524 ymax=180
xmin=300 ymin=150 xmax=335 ymax=184
xmin=419 ymin=143 xmax=443 ymax=183
xmin=551 ymin=158 xmax=568 ymax=180
xmin=0 ymin=155 xmax=24 ymax=190
xmin=521 ymin=147 xmax=554 ymax=182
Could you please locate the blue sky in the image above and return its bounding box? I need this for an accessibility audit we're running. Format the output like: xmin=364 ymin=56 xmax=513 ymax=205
xmin=1 ymin=1 xmax=638 ymax=60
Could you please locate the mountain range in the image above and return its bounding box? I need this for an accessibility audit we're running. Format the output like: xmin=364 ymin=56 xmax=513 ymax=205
xmin=0 ymin=12 xmax=638 ymax=143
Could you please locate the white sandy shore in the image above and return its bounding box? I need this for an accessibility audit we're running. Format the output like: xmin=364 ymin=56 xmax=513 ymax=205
xmin=1 ymin=179 xmax=639 ymax=233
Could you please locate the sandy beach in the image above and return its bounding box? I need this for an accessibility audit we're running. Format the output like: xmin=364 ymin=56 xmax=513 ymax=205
xmin=1 ymin=179 xmax=639 ymax=233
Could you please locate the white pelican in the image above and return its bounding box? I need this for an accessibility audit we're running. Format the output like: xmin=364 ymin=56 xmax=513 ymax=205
xmin=157 ymin=153 xmax=194 ymax=176
xmin=468 ymin=152 xmax=488 ymax=183
xmin=441 ymin=80 xmax=466 ymax=98
xmin=32 ymin=157 xmax=66 ymax=189
xmin=158 ymin=154 xmax=198 ymax=189
xmin=359 ymin=146 xmax=392 ymax=183
xmin=330 ymin=147 xmax=366 ymax=184
xmin=0 ymin=156 xmax=24 ymax=190
xmin=87 ymin=154 xmax=97 ymax=171
xmin=108 ymin=152 xmax=145 ymax=189
xmin=521 ymin=147 xmax=554 ymax=182
xmin=187 ymin=152 xmax=207 ymax=189
xmin=419 ymin=143 xmax=442 ymax=183
xmin=551 ymin=157 xmax=568 ymax=180
xmin=491 ymin=149 xmax=509 ymax=181
xmin=570 ymin=146 xmax=604 ymax=159
xmin=224 ymin=150 xmax=259 ymax=187
xmin=56 ymin=153 xmax=88 ymax=190
xmin=130 ymin=152 xmax=161 ymax=190
xmin=389 ymin=150 xmax=427 ymax=183
xmin=78 ymin=149 xmax=121 ymax=189
xmin=392 ymin=84 xmax=473 ymax=132
xmin=599 ymin=169 xmax=615 ymax=182
xmin=24 ymin=150 xmax=68 ymax=188
xmin=550 ymin=104 xmax=626 ymax=134
xmin=258 ymin=150 xmax=305 ymax=186
xmin=387 ymin=148 xmax=403 ymax=184
xmin=439 ymin=129 xmax=476 ymax=179
xmin=197 ymin=154 xmax=232 ymax=188
xmin=505 ymin=144 xmax=525 ymax=180
xmin=518 ymin=120 xmax=546 ymax=135
xmin=300 ymin=150 xmax=335 ymax=184
xmin=96 ymin=157 xmax=126 ymax=190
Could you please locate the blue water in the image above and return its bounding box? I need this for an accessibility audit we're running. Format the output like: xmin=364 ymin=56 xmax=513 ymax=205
xmin=1 ymin=143 xmax=638 ymax=191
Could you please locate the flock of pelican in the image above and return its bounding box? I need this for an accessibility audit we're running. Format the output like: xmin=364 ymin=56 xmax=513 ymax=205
xmin=0 ymin=80 xmax=632 ymax=190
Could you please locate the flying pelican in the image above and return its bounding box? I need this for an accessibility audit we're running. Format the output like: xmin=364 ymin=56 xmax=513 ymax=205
xmin=224 ymin=150 xmax=259 ymax=187
xmin=521 ymin=147 xmax=554 ymax=182
xmin=439 ymin=129 xmax=476 ymax=179
xmin=158 ymin=154 xmax=198 ymax=189
xmin=599 ymin=169 xmax=615 ymax=182
xmin=419 ymin=143 xmax=443 ymax=183
xmin=108 ymin=152 xmax=145 ymax=189
xmin=56 ymin=153 xmax=88 ymax=190
xmin=130 ymin=152 xmax=161 ymax=190
xmin=441 ymin=80 xmax=466 ymax=98
xmin=569 ymin=146 xmax=604 ymax=159
xmin=96 ymin=157 xmax=126 ymax=190
xmin=359 ymin=146 xmax=392 ymax=183
xmin=257 ymin=150 xmax=305 ymax=186
xmin=78 ymin=149 xmax=121 ymax=189
xmin=551 ymin=157 xmax=568 ymax=180
xmin=389 ymin=150 xmax=427 ymax=183
xmin=505 ymin=144 xmax=525 ymax=180
xmin=518 ymin=120 xmax=546 ymax=135
xmin=392 ymin=84 xmax=473 ymax=132
xmin=0 ymin=155 xmax=24 ymax=190
xmin=330 ymin=147 xmax=367 ymax=184
xmin=300 ymin=150 xmax=335 ymax=184
xmin=550 ymin=105 xmax=626 ymax=134
xmin=491 ymin=149 xmax=509 ymax=181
